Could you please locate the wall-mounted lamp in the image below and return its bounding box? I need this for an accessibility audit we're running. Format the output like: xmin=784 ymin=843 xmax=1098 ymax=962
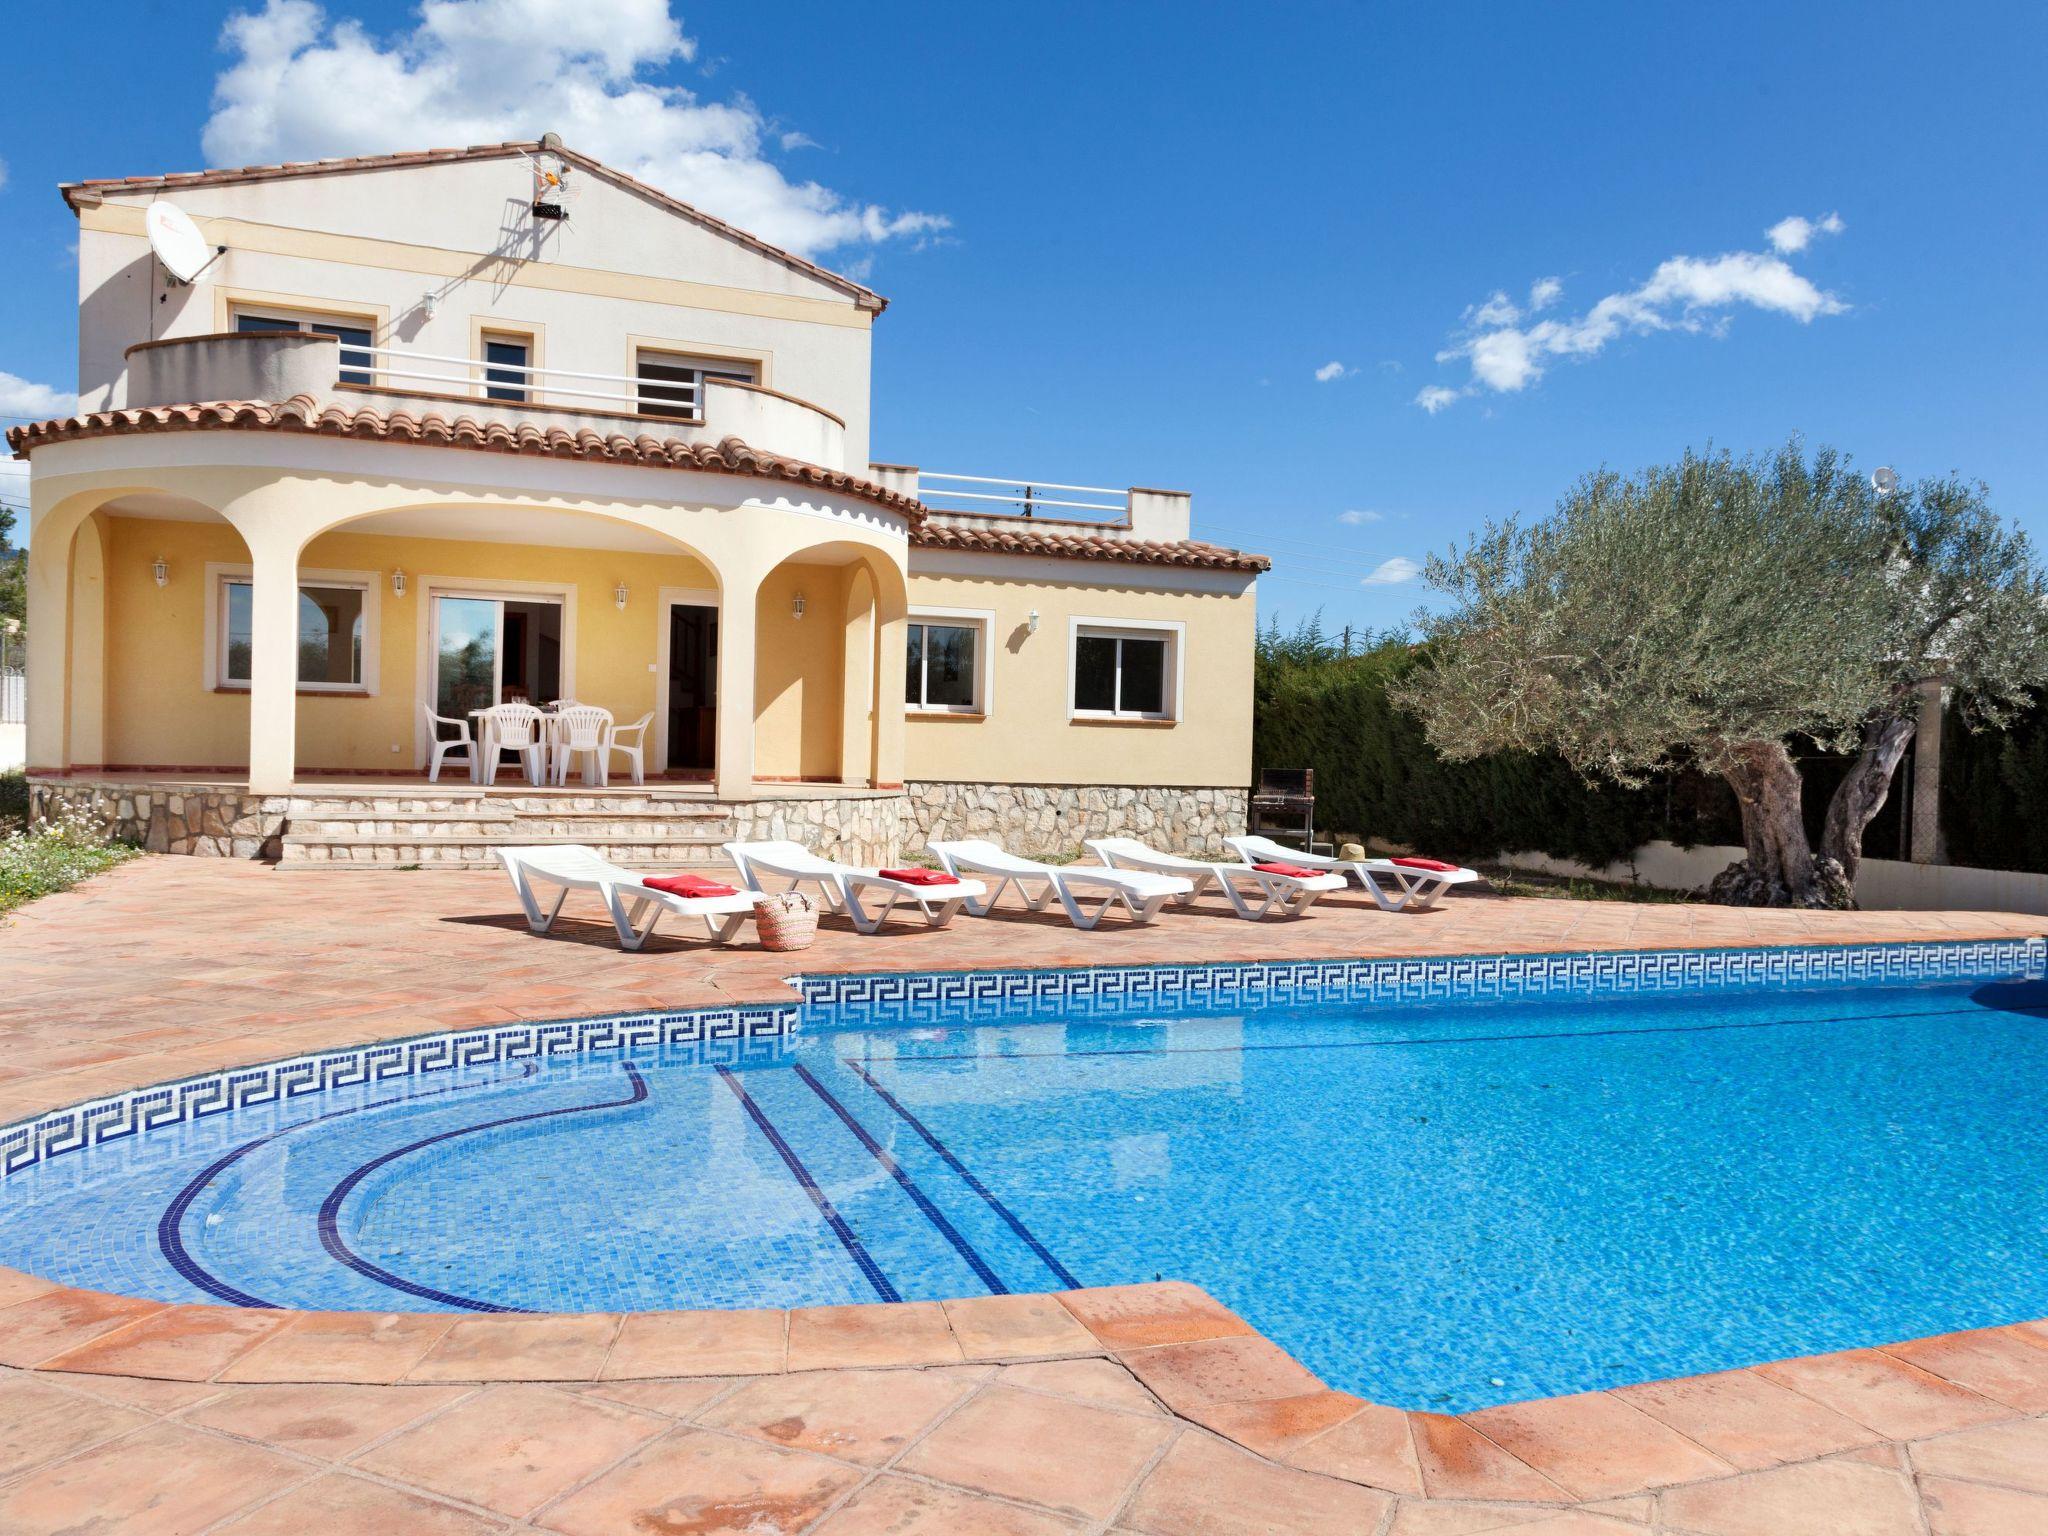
xmin=1026 ymin=608 xmax=1041 ymax=634
xmin=614 ymin=582 xmax=630 ymax=612
xmin=152 ymin=557 xmax=169 ymax=589
xmin=791 ymin=592 xmax=807 ymax=621
xmin=421 ymin=291 xmax=440 ymax=320
xmin=390 ymin=568 xmax=408 ymax=598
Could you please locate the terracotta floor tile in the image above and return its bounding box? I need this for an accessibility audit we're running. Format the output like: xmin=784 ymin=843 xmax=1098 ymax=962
xmin=1119 ymin=1333 xmax=1325 ymax=1413
xmin=221 ymin=1310 xmax=455 ymax=1384
xmin=1384 ymin=1505 xmax=1559 ymax=1535
xmin=0 ymin=1421 xmax=306 ymax=1536
xmin=41 ymin=1303 xmax=290 ymax=1381
xmin=0 ymin=1287 xmax=165 ymax=1368
xmin=601 ymin=1307 xmax=785 ymax=1378
xmin=1920 ymin=1474 xmax=2048 ymax=1536
xmin=211 ymin=1471 xmax=509 ymax=1536
xmin=1755 ymin=1349 xmax=2011 ymax=1440
xmin=1058 ymin=1282 xmax=1255 ymax=1351
xmin=1283 ymin=1400 xmax=1426 ymax=1495
xmin=0 ymin=1268 xmax=60 ymax=1309
xmin=1184 ymin=1390 xmax=1366 ymax=1460
xmin=0 ymin=1374 xmax=154 ymax=1479
xmin=576 ymin=1376 xmax=737 ymax=1418
xmin=1908 ymin=1415 xmax=2048 ymax=1492
xmin=355 ymin=1381 xmax=664 ymax=1517
xmin=55 ymin=1370 xmax=224 ymax=1413
xmin=1409 ymin=1413 xmax=1572 ymax=1503
xmin=897 ymin=1384 xmax=1177 ymax=1520
xmin=809 ymin=1474 xmax=1085 ymax=1534
xmin=405 ymin=1313 xmax=620 ymax=1382
xmin=1461 ymin=1390 xmax=1733 ymax=1499
xmin=944 ymin=1293 xmax=1099 ymax=1360
xmin=786 ymin=1301 xmax=963 ymax=1370
xmin=695 ymin=1367 xmax=974 ymax=1465
xmin=1656 ymin=1458 xmax=1925 ymax=1536
xmin=182 ymin=1381 xmax=472 ymax=1460
xmin=1122 ymin=1429 xmax=1392 ymax=1535
xmin=996 ymin=1357 xmax=1167 ymax=1415
xmin=1880 ymin=1327 xmax=2048 ymax=1412
xmin=536 ymin=1426 xmax=864 ymax=1536
xmin=1612 ymin=1367 xmax=1880 ymax=1469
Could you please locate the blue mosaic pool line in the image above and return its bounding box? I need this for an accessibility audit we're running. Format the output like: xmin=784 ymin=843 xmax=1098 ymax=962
xmin=0 ymin=1001 xmax=795 ymax=1178
xmin=790 ymin=938 xmax=2048 ymax=1027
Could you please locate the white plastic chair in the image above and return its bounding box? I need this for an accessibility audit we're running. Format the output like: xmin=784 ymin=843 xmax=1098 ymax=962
xmin=1087 ymin=836 xmax=1347 ymax=920
xmin=423 ymin=704 xmax=476 ymax=784
xmin=480 ymin=702 xmax=546 ymax=786
xmin=496 ymin=846 xmax=757 ymax=951
xmin=723 ymin=839 xmax=987 ymax=933
xmin=605 ymin=712 xmax=653 ymax=787
xmin=551 ymin=704 xmax=614 ymax=786
xmin=1227 ymin=834 xmax=1484 ymax=912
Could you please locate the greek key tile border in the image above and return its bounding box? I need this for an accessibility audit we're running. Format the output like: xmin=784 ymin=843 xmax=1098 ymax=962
xmin=793 ymin=938 xmax=2048 ymax=1027
xmin=0 ymin=1003 xmax=796 ymax=1179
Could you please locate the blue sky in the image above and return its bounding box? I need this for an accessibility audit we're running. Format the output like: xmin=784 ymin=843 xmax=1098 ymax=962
xmin=3 ymin=1 xmax=2044 ymax=632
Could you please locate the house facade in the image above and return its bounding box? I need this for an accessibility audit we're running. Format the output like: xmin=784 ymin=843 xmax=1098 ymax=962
xmin=13 ymin=141 xmax=1263 ymax=865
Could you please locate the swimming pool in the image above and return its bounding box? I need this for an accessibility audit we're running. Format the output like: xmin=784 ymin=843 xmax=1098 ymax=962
xmin=3 ymin=940 xmax=2044 ymax=1411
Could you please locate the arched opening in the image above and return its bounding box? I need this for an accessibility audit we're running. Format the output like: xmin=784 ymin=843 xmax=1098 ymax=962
xmin=752 ymin=541 xmax=907 ymax=788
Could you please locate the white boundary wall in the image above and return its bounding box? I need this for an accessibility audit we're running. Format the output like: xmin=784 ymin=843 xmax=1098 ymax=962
xmin=1497 ymin=840 xmax=2048 ymax=918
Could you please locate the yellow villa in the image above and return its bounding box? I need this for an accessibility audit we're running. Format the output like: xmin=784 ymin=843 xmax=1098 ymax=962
xmin=12 ymin=140 xmax=1265 ymax=866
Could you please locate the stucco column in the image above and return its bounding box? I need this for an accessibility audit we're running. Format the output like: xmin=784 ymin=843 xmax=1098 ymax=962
xmin=838 ymin=566 xmax=876 ymax=787
xmin=1909 ymin=679 xmax=1947 ymax=865
xmin=23 ymin=524 xmax=74 ymax=774
xmin=714 ymin=566 xmax=761 ymax=799
xmin=244 ymin=542 xmax=301 ymax=794
xmin=871 ymin=604 xmax=907 ymax=788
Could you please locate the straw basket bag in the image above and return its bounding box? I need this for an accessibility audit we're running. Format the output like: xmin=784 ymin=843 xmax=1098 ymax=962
xmin=753 ymin=891 xmax=819 ymax=952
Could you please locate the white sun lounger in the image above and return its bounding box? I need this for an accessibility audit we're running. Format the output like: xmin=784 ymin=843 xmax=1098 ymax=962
xmin=496 ymin=845 xmax=758 ymax=952
xmin=721 ymin=839 xmax=986 ymax=934
xmin=926 ymin=839 xmax=1195 ymax=929
xmin=1227 ymin=834 xmax=1483 ymax=913
xmin=1086 ymin=836 xmax=1348 ymax=920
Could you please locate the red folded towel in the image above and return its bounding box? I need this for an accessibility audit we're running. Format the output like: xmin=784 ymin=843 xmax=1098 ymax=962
xmin=644 ymin=873 xmax=739 ymax=898
xmin=1254 ymin=862 xmax=1324 ymax=879
xmin=1390 ymin=857 xmax=1460 ymax=873
xmin=879 ymin=867 xmax=960 ymax=886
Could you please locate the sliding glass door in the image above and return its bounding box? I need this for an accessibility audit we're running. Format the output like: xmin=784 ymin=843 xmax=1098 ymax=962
xmin=432 ymin=594 xmax=564 ymax=717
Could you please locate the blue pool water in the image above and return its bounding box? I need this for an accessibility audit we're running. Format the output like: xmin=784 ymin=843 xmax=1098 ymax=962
xmin=5 ymin=954 xmax=2048 ymax=1409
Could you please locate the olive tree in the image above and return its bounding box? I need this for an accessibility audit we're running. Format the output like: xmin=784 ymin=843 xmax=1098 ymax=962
xmin=1392 ymin=444 xmax=1896 ymax=907
xmin=1818 ymin=474 xmax=2048 ymax=882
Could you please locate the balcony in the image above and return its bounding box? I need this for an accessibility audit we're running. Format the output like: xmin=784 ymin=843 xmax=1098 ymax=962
xmin=868 ymin=468 xmax=1195 ymax=545
xmin=121 ymin=329 xmax=849 ymax=471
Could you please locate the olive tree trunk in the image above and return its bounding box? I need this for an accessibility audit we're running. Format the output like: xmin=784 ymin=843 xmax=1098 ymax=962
xmin=1704 ymin=740 xmax=1852 ymax=908
xmin=1818 ymin=714 xmax=1919 ymax=885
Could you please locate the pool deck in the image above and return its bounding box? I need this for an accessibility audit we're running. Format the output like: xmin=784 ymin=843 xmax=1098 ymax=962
xmin=1 ymin=857 xmax=2045 ymax=1533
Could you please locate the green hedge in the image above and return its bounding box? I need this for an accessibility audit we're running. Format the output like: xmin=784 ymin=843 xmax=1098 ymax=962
xmin=1941 ymin=689 xmax=2048 ymax=874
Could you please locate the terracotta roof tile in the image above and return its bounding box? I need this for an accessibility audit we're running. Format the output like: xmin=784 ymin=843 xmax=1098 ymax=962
xmin=910 ymin=519 xmax=1268 ymax=573
xmin=4 ymin=397 xmax=925 ymax=521
xmin=60 ymin=140 xmax=886 ymax=312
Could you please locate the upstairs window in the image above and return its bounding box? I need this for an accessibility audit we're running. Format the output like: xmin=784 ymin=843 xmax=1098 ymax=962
xmin=634 ymin=349 xmax=759 ymax=421
xmin=234 ymin=310 xmax=374 ymax=386
xmin=1071 ymin=623 xmax=1179 ymax=720
xmin=481 ymin=334 xmax=531 ymax=403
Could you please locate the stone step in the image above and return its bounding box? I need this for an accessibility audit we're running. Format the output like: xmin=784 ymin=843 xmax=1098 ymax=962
xmin=288 ymin=795 xmax=727 ymax=818
xmin=278 ymin=831 xmax=741 ymax=868
xmin=287 ymin=813 xmax=737 ymax=839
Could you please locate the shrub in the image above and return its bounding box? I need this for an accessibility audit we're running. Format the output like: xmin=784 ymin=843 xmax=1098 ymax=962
xmin=0 ymin=806 xmax=140 ymax=913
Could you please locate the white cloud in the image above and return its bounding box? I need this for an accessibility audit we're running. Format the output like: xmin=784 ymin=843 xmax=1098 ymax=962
xmin=1766 ymin=211 xmax=1844 ymax=254
xmin=1422 ymin=232 xmax=1847 ymax=406
xmin=1313 ymin=360 xmax=1355 ymax=382
xmin=1337 ymin=509 xmax=1384 ymax=525
xmin=0 ymin=159 xmax=9 ymax=194
xmin=0 ymin=371 xmax=68 ymax=418
xmin=202 ymin=0 xmax=948 ymax=258
xmin=1362 ymin=556 xmax=1421 ymax=586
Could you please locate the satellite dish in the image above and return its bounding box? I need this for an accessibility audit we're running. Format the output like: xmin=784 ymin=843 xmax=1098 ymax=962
xmin=1872 ymin=466 xmax=1900 ymax=497
xmin=146 ymin=200 xmax=213 ymax=283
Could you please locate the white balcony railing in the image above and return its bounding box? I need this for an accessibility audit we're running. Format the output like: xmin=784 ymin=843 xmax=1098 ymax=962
xmin=917 ymin=471 xmax=1127 ymax=520
xmin=359 ymin=346 xmax=698 ymax=417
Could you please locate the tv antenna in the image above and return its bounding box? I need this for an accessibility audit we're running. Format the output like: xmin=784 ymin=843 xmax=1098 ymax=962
xmin=524 ymin=133 xmax=581 ymax=223
xmin=1872 ymin=466 xmax=1900 ymax=498
xmin=146 ymin=200 xmax=224 ymax=284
